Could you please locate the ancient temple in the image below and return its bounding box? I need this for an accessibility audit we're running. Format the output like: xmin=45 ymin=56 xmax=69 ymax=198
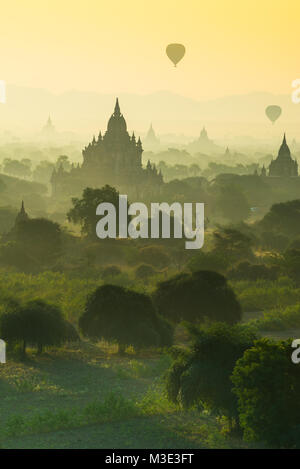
xmin=268 ymin=134 xmax=298 ymax=177
xmin=187 ymin=126 xmax=222 ymax=154
xmin=41 ymin=116 xmax=55 ymax=137
xmin=144 ymin=123 xmax=160 ymax=146
xmin=199 ymin=127 xmax=208 ymax=140
xmin=51 ymin=99 xmax=163 ymax=198
xmin=15 ymin=201 xmax=29 ymax=226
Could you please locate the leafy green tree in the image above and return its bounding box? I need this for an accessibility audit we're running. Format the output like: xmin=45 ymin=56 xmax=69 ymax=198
xmin=280 ymin=248 xmax=300 ymax=282
xmin=213 ymin=228 xmax=253 ymax=263
xmin=21 ymin=158 xmax=32 ymax=170
xmin=0 ymin=206 xmax=17 ymax=234
xmin=0 ymin=241 xmax=40 ymax=273
xmin=0 ymin=178 xmax=6 ymax=193
xmin=139 ymin=245 xmax=170 ymax=269
xmin=135 ymin=264 xmax=156 ymax=281
xmin=189 ymin=163 xmax=201 ymax=177
xmin=187 ymin=250 xmax=229 ymax=274
xmin=259 ymin=199 xmax=300 ymax=238
xmin=232 ymin=339 xmax=300 ymax=447
xmin=32 ymin=160 xmax=55 ymax=184
xmin=83 ymin=239 xmax=126 ymax=266
xmin=288 ymin=238 xmax=300 ymax=251
xmin=214 ymin=184 xmax=250 ymax=223
xmin=56 ymin=155 xmax=71 ymax=171
xmin=3 ymin=158 xmax=32 ymax=179
xmin=227 ymin=261 xmax=279 ymax=281
xmin=260 ymin=231 xmax=288 ymax=252
xmin=101 ymin=265 xmax=121 ymax=279
xmin=67 ymin=185 xmax=121 ymax=238
xmin=165 ymin=323 xmax=256 ymax=428
xmin=14 ymin=218 xmax=62 ymax=267
xmin=153 ymin=270 xmax=242 ymax=324
xmin=162 ymin=179 xmax=191 ymax=201
xmin=79 ymin=285 xmax=173 ymax=354
xmin=0 ymin=300 xmax=78 ymax=355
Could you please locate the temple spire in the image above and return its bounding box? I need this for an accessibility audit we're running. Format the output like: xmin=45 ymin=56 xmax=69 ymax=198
xmin=114 ymin=98 xmax=121 ymax=116
xmin=15 ymin=200 xmax=29 ymax=226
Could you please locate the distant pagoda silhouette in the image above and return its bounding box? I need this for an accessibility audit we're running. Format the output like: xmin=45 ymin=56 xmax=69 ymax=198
xmin=144 ymin=124 xmax=160 ymax=146
xmin=41 ymin=115 xmax=55 ymax=137
xmin=268 ymin=134 xmax=298 ymax=177
xmin=187 ymin=127 xmax=222 ymax=154
xmin=15 ymin=200 xmax=29 ymax=226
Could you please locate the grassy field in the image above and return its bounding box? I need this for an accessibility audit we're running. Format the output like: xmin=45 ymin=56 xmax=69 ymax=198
xmin=0 ymin=341 xmax=265 ymax=449
xmin=1 ymin=271 xmax=298 ymax=449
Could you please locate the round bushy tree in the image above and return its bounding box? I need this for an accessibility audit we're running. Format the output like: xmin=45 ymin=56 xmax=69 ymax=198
xmin=187 ymin=250 xmax=229 ymax=274
xmin=67 ymin=185 xmax=121 ymax=238
xmin=232 ymin=338 xmax=300 ymax=447
xmin=259 ymin=200 xmax=300 ymax=238
xmin=79 ymin=285 xmax=173 ymax=353
xmin=282 ymin=248 xmax=300 ymax=282
xmin=214 ymin=184 xmax=250 ymax=223
xmin=153 ymin=270 xmax=242 ymax=324
xmin=165 ymin=323 xmax=256 ymax=428
xmin=101 ymin=265 xmax=122 ymax=279
xmin=15 ymin=218 xmax=62 ymax=266
xmin=227 ymin=261 xmax=279 ymax=281
xmin=0 ymin=299 xmax=78 ymax=355
xmin=138 ymin=245 xmax=170 ymax=269
xmin=135 ymin=264 xmax=156 ymax=281
xmin=212 ymin=228 xmax=254 ymax=263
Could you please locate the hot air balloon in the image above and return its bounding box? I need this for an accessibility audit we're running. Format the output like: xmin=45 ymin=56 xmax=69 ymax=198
xmin=166 ymin=44 xmax=185 ymax=67
xmin=265 ymin=105 xmax=282 ymax=124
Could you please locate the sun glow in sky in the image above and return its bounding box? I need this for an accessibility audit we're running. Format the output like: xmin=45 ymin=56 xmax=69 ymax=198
xmin=1 ymin=0 xmax=300 ymax=99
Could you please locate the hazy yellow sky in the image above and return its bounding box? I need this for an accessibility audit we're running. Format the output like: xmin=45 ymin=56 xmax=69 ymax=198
xmin=1 ymin=0 xmax=300 ymax=99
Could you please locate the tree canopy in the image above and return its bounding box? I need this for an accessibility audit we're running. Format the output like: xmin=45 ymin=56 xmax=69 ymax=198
xmin=79 ymin=284 xmax=173 ymax=353
xmin=259 ymin=199 xmax=300 ymax=238
xmin=165 ymin=323 xmax=256 ymax=425
xmin=153 ymin=270 xmax=242 ymax=324
xmin=14 ymin=218 xmax=62 ymax=267
xmin=0 ymin=299 xmax=78 ymax=355
xmin=67 ymin=185 xmax=121 ymax=238
xmin=214 ymin=183 xmax=250 ymax=223
xmin=213 ymin=227 xmax=254 ymax=262
xmin=232 ymin=338 xmax=300 ymax=447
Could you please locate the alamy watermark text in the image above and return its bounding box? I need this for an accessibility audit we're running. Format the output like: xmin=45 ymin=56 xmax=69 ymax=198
xmin=96 ymin=195 xmax=205 ymax=249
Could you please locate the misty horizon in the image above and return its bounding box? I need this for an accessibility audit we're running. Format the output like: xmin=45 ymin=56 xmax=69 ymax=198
xmin=0 ymin=83 xmax=299 ymax=143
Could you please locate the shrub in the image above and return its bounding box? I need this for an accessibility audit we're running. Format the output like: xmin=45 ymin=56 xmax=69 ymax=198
xmin=260 ymin=231 xmax=288 ymax=252
xmin=227 ymin=261 xmax=279 ymax=281
xmin=259 ymin=200 xmax=300 ymax=238
xmin=282 ymin=248 xmax=300 ymax=281
xmin=232 ymin=338 xmax=300 ymax=447
xmin=135 ymin=264 xmax=156 ymax=281
xmin=138 ymin=246 xmax=170 ymax=269
xmin=233 ymin=277 xmax=300 ymax=312
xmin=0 ymin=299 xmax=76 ymax=354
xmin=15 ymin=218 xmax=62 ymax=267
xmin=187 ymin=250 xmax=229 ymax=274
xmin=153 ymin=270 xmax=242 ymax=324
xmin=79 ymin=284 xmax=173 ymax=353
xmin=165 ymin=323 xmax=256 ymax=426
xmin=251 ymin=304 xmax=300 ymax=331
xmin=101 ymin=265 xmax=122 ymax=279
